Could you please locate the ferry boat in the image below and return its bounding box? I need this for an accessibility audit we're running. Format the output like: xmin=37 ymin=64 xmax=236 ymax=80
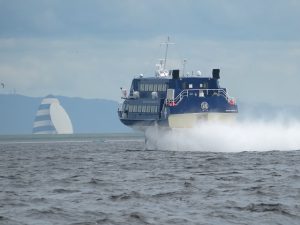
xmin=117 ymin=38 xmax=238 ymax=132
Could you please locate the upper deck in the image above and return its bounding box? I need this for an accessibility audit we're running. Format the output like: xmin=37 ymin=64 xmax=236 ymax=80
xmin=128 ymin=69 xmax=223 ymax=100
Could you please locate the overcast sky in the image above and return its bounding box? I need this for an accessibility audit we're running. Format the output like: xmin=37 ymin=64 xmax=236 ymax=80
xmin=0 ymin=0 xmax=300 ymax=106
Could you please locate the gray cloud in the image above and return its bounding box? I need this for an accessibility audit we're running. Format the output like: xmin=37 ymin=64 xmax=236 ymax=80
xmin=0 ymin=1 xmax=299 ymax=106
xmin=1 ymin=0 xmax=300 ymax=40
xmin=1 ymin=37 xmax=300 ymax=106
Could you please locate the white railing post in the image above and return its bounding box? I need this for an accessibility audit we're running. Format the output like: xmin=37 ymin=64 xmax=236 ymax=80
xmin=169 ymin=88 xmax=233 ymax=106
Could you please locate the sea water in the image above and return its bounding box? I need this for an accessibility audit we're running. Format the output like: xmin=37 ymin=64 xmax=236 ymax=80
xmin=0 ymin=134 xmax=299 ymax=225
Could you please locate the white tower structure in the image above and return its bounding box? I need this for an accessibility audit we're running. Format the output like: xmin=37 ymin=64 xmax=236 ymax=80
xmin=32 ymin=95 xmax=73 ymax=134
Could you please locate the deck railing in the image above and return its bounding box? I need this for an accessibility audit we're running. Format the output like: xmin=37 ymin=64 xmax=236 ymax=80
xmin=167 ymin=88 xmax=234 ymax=106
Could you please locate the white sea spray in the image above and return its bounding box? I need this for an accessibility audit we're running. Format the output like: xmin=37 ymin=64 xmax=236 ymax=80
xmin=145 ymin=118 xmax=300 ymax=152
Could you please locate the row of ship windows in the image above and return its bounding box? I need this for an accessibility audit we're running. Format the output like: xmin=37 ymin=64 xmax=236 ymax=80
xmin=138 ymin=83 xmax=209 ymax=91
xmin=139 ymin=83 xmax=168 ymax=92
xmin=124 ymin=104 xmax=159 ymax=113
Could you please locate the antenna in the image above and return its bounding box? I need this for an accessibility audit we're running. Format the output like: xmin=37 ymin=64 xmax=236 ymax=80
xmin=182 ymin=59 xmax=187 ymax=77
xmin=160 ymin=36 xmax=174 ymax=70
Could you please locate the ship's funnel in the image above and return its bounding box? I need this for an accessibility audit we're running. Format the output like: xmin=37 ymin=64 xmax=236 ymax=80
xmin=212 ymin=69 xmax=220 ymax=79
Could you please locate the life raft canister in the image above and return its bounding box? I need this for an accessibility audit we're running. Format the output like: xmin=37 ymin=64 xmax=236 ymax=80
xmin=228 ymin=98 xmax=235 ymax=105
xmin=169 ymin=101 xmax=176 ymax=106
xmin=166 ymin=99 xmax=176 ymax=107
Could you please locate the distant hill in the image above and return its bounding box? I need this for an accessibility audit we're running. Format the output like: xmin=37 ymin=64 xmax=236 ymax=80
xmin=0 ymin=94 xmax=129 ymax=134
xmin=0 ymin=94 xmax=299 ymax=134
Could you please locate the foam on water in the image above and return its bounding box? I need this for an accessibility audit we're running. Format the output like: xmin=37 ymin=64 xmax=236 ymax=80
xmin=1 ymin=134 xmax=299 ymax=224
xmin=145 ymin=118 xmax=300 ymax=152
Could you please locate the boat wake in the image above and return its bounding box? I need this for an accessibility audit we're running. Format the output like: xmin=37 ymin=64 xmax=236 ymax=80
xmin=145 ymin=119 xmax=300 ymax=152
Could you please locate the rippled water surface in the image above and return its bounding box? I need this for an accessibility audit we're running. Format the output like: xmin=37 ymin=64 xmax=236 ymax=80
xmin=0 ymin=134 xmax=300 ymax=225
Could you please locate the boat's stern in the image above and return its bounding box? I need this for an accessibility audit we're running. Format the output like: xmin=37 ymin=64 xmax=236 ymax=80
xmin=165 ymin=87 xmax=238 ymax=128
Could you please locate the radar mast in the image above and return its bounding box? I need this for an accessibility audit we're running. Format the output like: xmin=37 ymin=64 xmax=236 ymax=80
xmin=161 ymin=36 xmax=174 ymax=70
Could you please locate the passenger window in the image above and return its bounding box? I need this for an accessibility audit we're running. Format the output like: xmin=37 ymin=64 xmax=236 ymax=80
xmin=149 ymin=84 xmax=153 ymax=92
xmin=157 ymin=84 xmax=161 ymax=91
xmin=150 ymin=106 xmax=154 ymax=113
xmin=142 ymin=106 xmax=146 ymax=112
xmin=146 ymin=105 xmax=151 ymax=112
xmin=162 ymin=84 xmax=166 ymax=91
xmin=189 ymin=84 xmax=193 ymax=88
xmin=140 ymin=83 xmax=144 ymax=91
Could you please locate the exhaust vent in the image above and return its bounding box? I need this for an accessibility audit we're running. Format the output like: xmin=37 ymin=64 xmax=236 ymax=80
xmin=171 ymin=69 xmax=180 ymax=79
xmin=212 ymin=69 xmax=220 ymax=79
